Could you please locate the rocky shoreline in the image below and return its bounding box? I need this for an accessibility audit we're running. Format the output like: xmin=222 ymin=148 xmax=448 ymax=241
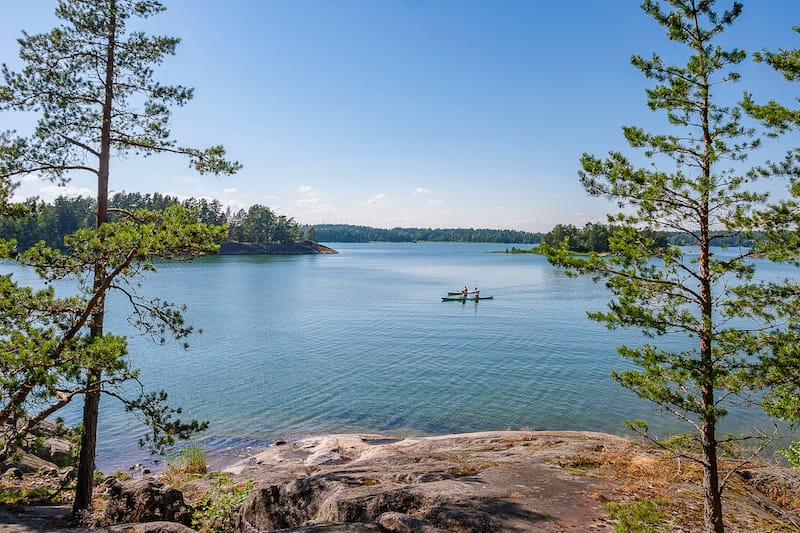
xmin=2 ymin=430 xmax=799 ymax=532
xmin=222 ymin=430 xmax=800 ymax=532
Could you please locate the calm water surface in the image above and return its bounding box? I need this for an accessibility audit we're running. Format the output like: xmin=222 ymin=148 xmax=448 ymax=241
xmin=3 ymin=242 xmax=790 ymax=470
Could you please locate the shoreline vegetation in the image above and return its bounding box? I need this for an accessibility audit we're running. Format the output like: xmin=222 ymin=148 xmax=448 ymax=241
xmin=501 ymin=245 xmax=542 ymax=254
xmin=499 ymin=246 xmax=617 ymax=257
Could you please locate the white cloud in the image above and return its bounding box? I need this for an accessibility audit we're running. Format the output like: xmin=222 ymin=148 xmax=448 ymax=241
xmin=414 ymin=187 xmax=432 ymax=195
xmin=297 ymin=185 xmax=321 ymax=206
xmin=13 ymin=179 xmax=94 ymax=202
xmin=42 ymin=184 xmax=94 ymax=198
xmin=367 ymin=193 xmax=386 ymax=205
xmin=223 ymin=187 xmax=237 ymax=193
xmin=293 ymin=184 xmax=336 ymax=221
xmin=297 ymin=196 xmax=322 ymax=207
xmin=428 ymin=199 xmax=443 ymax=207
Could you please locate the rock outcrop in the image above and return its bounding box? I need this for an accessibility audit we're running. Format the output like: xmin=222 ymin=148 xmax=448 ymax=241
xmin=224 ymin=431 xmax=800 ymax=532
xmin=1 ymin=419 xmax=75 ymax=478
xmin=104 ymin=477 xmax=193 ymax=526
xmin=228 ymin=431 xmax=630 ymax=532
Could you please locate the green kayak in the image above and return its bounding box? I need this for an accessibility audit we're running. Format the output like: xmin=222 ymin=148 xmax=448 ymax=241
xmin=442 ymin=296 xmax=493 ymax=301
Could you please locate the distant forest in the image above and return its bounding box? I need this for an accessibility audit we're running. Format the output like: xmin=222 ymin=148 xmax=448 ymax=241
xmin=310 ymin=224 xmax=543 ymax=244
xmin=0 ymin=193 xmax=763 ymax=252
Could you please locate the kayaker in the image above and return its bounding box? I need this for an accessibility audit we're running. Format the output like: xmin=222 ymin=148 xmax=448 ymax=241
xmin=474 ymin=287 xmax=480 ymax=298
xmin=462 ymin=286 xmax=469 ymax=297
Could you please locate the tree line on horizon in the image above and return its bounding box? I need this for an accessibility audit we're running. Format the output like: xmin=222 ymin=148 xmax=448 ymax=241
xmin=2 ymin=194 xmax=541 ymax=248
xmin=1 ymin=199 xmax=544 ymax=248
xmin=0 ymin=195 xmax=765 ymax=253
xmin=308 ymin=223 xmax=542 ymax=244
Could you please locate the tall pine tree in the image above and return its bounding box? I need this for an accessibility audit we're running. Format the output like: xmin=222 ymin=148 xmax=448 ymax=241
xmin=0 ymin=0 xmax=239 ymax=512
xmin=543 ymin=2 xmax=798 ymax=531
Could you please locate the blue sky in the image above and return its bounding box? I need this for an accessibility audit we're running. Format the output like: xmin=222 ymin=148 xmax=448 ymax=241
xmin=1 ymin=1 xmax=799 ymax=231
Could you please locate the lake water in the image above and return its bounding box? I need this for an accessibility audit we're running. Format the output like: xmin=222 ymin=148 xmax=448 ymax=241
xmin=2 ymin=242 xmax=793 ymax=470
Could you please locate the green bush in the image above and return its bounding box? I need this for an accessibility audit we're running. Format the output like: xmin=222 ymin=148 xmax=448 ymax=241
xmin=193 ymin=472 xmax=254 ymax=533
xmin=603 ymin=497 xmax=670 ymax=533
xmin=778 ymin=441 xmax=800 ymax=468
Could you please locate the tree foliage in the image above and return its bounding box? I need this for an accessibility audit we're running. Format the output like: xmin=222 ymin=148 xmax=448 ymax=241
xmin=743 ymin=26 xmax=800 ymax=135
xmin=227 ymin=204 xmax=301 ymax=244
xmin=541 ymin=222 xmax=668 ymax=253
xmin=0 ymin=1 xmax=239 ymax=185
xmin=0 ymin=205 xmax=224 ymax=461
xmin=741 ymin=25 xmax=800 ymax=463
xmin=543 ymin=2 xmax=798 ymax=532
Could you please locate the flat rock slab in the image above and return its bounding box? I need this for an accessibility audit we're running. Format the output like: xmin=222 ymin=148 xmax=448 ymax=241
xmin=227 ymin=431 xmax=629 ymax=532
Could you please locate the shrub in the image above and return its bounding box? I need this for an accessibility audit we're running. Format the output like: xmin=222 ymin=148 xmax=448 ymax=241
xmin=192 ymin=472 xmax=254 ymax=533
xmin=603 ymin=497 xmax=671 ymax=533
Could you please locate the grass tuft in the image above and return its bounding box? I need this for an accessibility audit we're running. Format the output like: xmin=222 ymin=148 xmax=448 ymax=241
xmin=168 ymin=440 xmax=208 ymax=475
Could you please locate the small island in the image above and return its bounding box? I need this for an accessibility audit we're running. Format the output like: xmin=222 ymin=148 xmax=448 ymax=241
xmin=218 ymin=240 xmax=338 ymax=255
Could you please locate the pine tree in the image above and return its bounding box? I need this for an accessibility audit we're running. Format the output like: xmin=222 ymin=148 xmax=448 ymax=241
xmin=0 ymin=0 xmax=239 ymax=512
xmin=541 ymin=2 xmax=798 ymax=531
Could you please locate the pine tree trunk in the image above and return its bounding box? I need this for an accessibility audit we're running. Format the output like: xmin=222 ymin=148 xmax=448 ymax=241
xmin=698 ymin=217 xmax=724 ymax=533
xmin=698 ymin=224 xmax=723 ymax=533
xmin=701 ymin=407 xmax=725 ymax=532
xmin=72 ymin=292 xmax=105 ymax=513
xmin=72 ymin=378 xmax=100 ymax=513
xmin=695 ymin=19 xmax=724 ymax=529
xmin=72 ymin=0 xmax=116 ymax=513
